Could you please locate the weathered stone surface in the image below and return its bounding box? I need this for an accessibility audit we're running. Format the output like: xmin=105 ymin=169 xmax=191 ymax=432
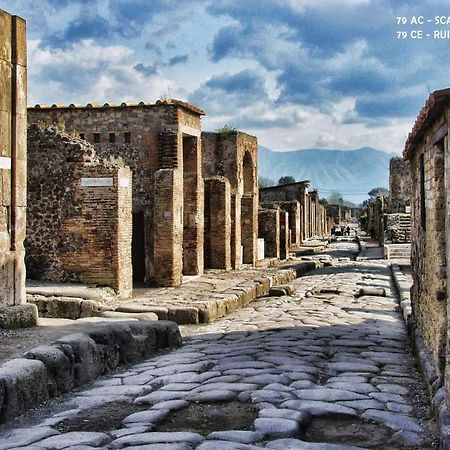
xmin=0 ymin=358 xmax=48 ymax=421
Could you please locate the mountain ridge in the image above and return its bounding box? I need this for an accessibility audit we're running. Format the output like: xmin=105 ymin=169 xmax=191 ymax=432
xmin=258 ymin=146 xmax=399 ymax=204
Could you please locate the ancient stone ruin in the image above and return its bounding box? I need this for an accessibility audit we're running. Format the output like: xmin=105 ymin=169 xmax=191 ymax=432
xmin=404 ymin=88 xmax=450 ymax=400
xmin=202 ymin=131 xmax=258 ymax=268
xmin=0 ymin=9 xmax=37 ymax=328
xmin=259 ymin=180 xmax=328 ymax=249
xmin=28 ymin=99 xmax=204 ymax=287
xmin=27 ymin=124 xmax=133 ymax=297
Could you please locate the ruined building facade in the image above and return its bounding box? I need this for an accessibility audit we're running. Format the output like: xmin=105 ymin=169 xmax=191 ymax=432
xmin=27 ymin=125 xmax=132 ymax=297
xmin=202 ymin=131 xmax=258 ymax=269
xmin=404 ymin=88 xmax=450 ymax=403
xmin=0 ymin=9 xmax=36 ymax=326
xmin=384 ymin=157 xmax=412 ymax=244
xmin=259 ymin=181 xmax=328 ymax=250
xmin=28 ymin=100 xmax=204 ymax=287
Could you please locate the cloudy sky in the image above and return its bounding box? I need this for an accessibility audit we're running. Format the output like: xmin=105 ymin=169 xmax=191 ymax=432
xmin=2 ymin=0 xmax=449 ymax=152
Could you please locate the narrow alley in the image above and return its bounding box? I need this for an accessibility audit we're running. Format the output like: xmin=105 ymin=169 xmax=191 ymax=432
xmin=0 ymin=239 xmax=437 ymax=450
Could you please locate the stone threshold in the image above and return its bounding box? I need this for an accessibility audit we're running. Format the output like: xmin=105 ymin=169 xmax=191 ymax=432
xmin=0 ymin=320 xmax=181 ymax=424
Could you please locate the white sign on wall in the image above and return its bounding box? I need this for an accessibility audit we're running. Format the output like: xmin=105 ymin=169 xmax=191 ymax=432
xmin=81 ymin=177 xmax=114 ymax=187
xmin=0 ymin=156 xmax=11 ymax=170
xmin=119 ymin=177 xmax=130 ymax=188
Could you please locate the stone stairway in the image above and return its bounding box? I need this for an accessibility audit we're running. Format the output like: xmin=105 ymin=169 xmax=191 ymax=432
xmin=384 ymin=243 xmax=411 ymax=260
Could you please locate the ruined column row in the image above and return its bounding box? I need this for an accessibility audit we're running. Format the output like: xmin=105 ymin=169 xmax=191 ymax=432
xmin=258 ymin=181 xmax=330 ymax=260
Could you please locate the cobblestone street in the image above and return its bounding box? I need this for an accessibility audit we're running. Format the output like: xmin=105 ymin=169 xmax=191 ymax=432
xmin=0 ymin=241 xmax=437 ymax=449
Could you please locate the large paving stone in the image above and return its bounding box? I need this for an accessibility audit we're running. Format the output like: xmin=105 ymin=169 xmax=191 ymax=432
xmin=254 ymin=417 xmax=300 ymax=438
xmin=34 ymin=432 xmax=109 ymax=448
xmin=294 ymin=388 xmax=368 ymax=402
xmin=361 ymin=409 xmax=423 ymax=432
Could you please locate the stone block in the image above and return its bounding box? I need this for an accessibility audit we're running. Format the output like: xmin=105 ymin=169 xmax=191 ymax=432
xmin=13 ymin=159 xmax=27 ymax=207
xmin=56 ymin=333 xmax=103 ymax=386
xmin=168 ymin=306 xmax=199 ymax=325
xmin=0 ymin=59 xmax=11 ymax=113
xmin=0 ymin=358 xmax=48 ymax=422
xmin=0 ymin=303 xmax=37 ymax=328
xmin=24 ymin=345 xmax=74 ymax=396
xmin=0 ymin=110 xmax=11 ymax=157
xmin=11 ymin=15 xmax=27 ymax=67
xmin=0 ymin=10 xmax=12 ymax=63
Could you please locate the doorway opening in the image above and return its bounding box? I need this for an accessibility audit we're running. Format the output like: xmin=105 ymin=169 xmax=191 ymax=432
xmin=132 ymin=211 xmax=145 ymax=283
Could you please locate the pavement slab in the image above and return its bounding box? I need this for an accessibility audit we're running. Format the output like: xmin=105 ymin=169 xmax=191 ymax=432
xmin=0 ymin=240 xmax=437 ymax=449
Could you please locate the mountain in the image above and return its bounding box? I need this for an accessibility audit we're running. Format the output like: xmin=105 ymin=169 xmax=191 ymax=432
xmin=258 ymin=146 xmax=399 ymax=205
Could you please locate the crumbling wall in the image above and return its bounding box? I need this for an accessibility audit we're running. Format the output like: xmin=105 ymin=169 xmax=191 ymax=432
xmin=28 ymin=100 xmax=205 ymax=286
xmin=202 ymin=131 xmax=258 ymax=267
xmin=0 ymin=10 xmax=28 ymax=313
xmin=27 ymin=125 xmax=132 ymax=297
xmin=407 ymin=111 xmax=447 ymax=380
xmin=385 ymin=213 xmax=411 ymax=243
xmin=389 ymin=157 xmax=411 ymax=213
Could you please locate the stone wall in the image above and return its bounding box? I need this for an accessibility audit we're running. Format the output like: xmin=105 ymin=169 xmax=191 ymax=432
xmin=258 ymin=208 xmax=280 ymax=258
xmin=28 ymin=100 xmax=204 ymax=287
xmin=404 ymin=90 xmax=449 ymax=387
xmin=260 ymin=182 xmax=330 ymax=241
xmin=27 ymin=125 xmax=133 ymax=297
xmin=389 ymin=157 xmax=412 ymax=213
xmin=202 ymin=131 xmax=258 ymax=267
xmin=204 ymin=177 xmax=231 ymax=270
xmin=0 ymin=10 xmax=35 ymax=326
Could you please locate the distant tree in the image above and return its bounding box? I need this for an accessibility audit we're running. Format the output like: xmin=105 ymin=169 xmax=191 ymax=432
xmin=368 ymin=187 xmax=389 ymax=198
xmin=216 ymin=124 xmax=237 ymax=133
xmin=278 ymin=176 xmax=295 ymax=185
xmin=259 ymin=176 xmax=275 ymax=188
xmin=327 ymin=191 xmax=345 ymax=205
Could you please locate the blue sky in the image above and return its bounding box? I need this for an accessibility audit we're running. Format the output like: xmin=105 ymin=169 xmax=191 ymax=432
xmin=2 ymin=0 xmax=449 ymax=152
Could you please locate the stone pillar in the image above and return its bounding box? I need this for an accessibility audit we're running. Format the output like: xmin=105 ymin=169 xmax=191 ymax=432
xmin=241 ymin=194 xmax=257 ymax=265
xmin=153 ymin=169 xmax=183 ymax=286
xmin=258 ymin=208 xmax=280 ymax=258
xmin=230 ymin=193 xmax=241 ymax=270
xmin=280 ymin=211 xmax=289 ymax=259
xmin=182 ymin=136 xmax=204 ymax=276
xmin=204 ymin=177 xmax=231 ymax=270
xmin=0 ymin=10 xmax=36 ymax=327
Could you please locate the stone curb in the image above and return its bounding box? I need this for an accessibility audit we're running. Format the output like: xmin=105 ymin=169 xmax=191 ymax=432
xmin=27 ymin=262 xmax=320 ymax=326
xmin=391 ymin=263 xmax=450 ymax=449
xmin=0 ymin=320 xmax=181 ymax=423
xmin=163 ymin=260 xmax=320 ymax=325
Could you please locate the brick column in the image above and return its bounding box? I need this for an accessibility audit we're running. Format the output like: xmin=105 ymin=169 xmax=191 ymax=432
xmin=241 ymin=194 xmax=257 ymax=265
xmin=280 ymin=211 xmax=289 ymax=259
xmin=182 ymin=136 xmax=204 ymax=276
xmin=204 ymin=177 xmax=231 ymax=270
xmin=258 ymin=208 xmax=280 ymax=258
xmin=230 ymin=193 xmax=241 ymax=269
xmin=153 ymin=168 xmax=183 ymax=286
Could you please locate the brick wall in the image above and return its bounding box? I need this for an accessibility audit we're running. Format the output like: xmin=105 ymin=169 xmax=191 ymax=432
xmin=27 ymin=125 xmax=132 ymax=296
xmin=258 ymin=208 xmax=280 ymax=258
xmin=28 ymin=100 xmax=204 ymax=286
xmin=280 ymin=211 xmax=289 ymax=260
xmin=406 ymin=106 xmax=448 ymax=380
xmin=0 ymin=9 xmax=27 ymax=307
xmin=389 ymin=157 xmax=412 ymax=213
xmin=204 ymin=177 xmax=231 ymax=270
xmin=202 ymin=131 xmax=258 ymax=267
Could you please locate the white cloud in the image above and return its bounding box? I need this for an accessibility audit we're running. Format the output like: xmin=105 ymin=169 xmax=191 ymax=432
xmin=27 ymin=39 xmax=176 ymax=105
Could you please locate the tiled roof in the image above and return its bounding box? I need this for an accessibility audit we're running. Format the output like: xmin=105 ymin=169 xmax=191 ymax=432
xmin=403 ymin=88 xmax=450 ymax=159
xmin=29 ymin=98 xmax=205 ymax=115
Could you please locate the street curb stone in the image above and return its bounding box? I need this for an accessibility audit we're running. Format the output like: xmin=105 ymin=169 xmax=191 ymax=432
xmin=0 ymin=320 xmax=181 ymax=423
